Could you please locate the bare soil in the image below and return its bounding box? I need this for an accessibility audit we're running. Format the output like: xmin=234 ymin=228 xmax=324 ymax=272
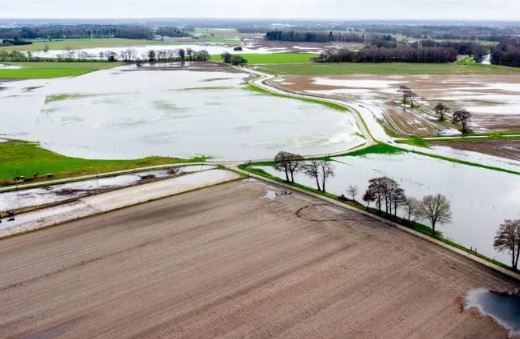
xmin=431 ymin=139 xmax=520 ymax=161
xmin=0 ymin=180 xmax=516 ymax=338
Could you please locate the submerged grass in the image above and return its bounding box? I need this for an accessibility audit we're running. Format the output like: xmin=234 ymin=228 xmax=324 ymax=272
xmin=256 ymin=62 xmax=520 ymax=76
xmin=0 ymin=62 xmax=122 ymax=79
xmin=211 ymin=53 xmax=318 ymax=64
xmin=0 ymin=140 xmax=206 ymax=186
xmin=244 ymin=84 xmax=348 ymax=112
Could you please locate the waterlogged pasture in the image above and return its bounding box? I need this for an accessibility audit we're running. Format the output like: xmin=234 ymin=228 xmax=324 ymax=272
xmin=255 ymin=152 xmax=520 ymax=264
xmin=0 ymin=65 xmax=363 ymax=160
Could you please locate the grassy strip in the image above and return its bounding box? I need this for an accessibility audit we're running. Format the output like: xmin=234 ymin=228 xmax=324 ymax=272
xmin=0 ymin=62 xmax=122 ymax=79
xmin=338 ymin=143 xmax=520 ymax=175
xmin=0 ymin=140 xmax=206 ymax=186
xmin=211 ymin=53 xmax=318 ymax=64
xmin=244 ymin=84 xmax=348 ymax=112
xmin=239 ymin=163 xmax=514 ymax=272
xmin=256 ymin=62 xmax=520 ymax=76
xmin=345 ymin=143 xmax=404 ymax=156
xmin=395 ymin=136 xmax=430 ymax=148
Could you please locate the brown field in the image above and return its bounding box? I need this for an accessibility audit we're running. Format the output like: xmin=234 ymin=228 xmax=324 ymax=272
xmin=273 ymin=74 xmax=520 ymax=136
xmin=430 ymin=139 xmax=520 ymax=161
xmin=0 ymin=180 xmax=517 ymax=338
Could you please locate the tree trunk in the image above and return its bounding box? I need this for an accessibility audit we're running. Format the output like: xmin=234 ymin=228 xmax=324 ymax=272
xmin=315 ymin=176 xmax=321 ymax=192
xmin=432 ymin=221 xmax=436 ymax=236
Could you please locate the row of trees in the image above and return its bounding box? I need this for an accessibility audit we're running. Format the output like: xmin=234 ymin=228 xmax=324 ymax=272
xmin=361 ymin=177 xmax=451 ymax=235
xmin=276 ymin=161 xmax=519 ymax=271
xmin=273 ymin=152 xmax=451 ymax=236
xmin=397 ymin=85 xmax=472 ymax=134
xmin=272 ymin=151 xmax=520 ymax=271
xmin=144 ymin=49 xmax=209 ymax=63
xmin=412 ymin=40 xmax=489 ymax=63
xmin=265 ymin=30 xmax=366 ymax=43
xmin=0 ymin=48 xmax=210 ymax=63
xmin=0 ymin=25 xmax=156 ymax=40
xmin=274 ymin=152 xmax=334 ymax=193
xmin=317 ymin=47 xmax=458 ymax=63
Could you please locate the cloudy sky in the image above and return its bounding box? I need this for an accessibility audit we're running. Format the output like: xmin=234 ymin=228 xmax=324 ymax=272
xmin=0 ymin=0 xmax=519 ymax=20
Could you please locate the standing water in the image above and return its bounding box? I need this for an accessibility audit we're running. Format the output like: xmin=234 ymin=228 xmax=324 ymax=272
xmin=465 ymin=288 xmax=520 ymax=337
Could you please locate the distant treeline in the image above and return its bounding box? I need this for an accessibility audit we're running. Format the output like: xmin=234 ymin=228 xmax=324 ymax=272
xmin=491 ymin=38 xmax=520 ymax=67
xmin=265 ymin=30 xmax=366 ymax=43
xmin=362 ymin=25 xmax=518 ymax=42
xmin=317 ymin=47 xmax=458 ymax=63
xmin=0 ymin=38 xmax=32 ymax=47
xmin=0 ymin=25 xmax=191 ymax=41
xmin=412 ymin=40 xmax=489 ymax=62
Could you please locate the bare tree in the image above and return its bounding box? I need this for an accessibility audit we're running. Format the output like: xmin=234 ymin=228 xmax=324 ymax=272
xmin=417 ymin=194 xmax=452 ymax=236
xmin=303 ymin=160 xmax=335 ymax=193
xmin=347 ymin=185 xmax=358 ymax=201
xmin=274 ymin=151 xmax=304 ymax=183
xmin=399 ymin=85 xmax=417 ymax=108
xmin=494 ymin=219 xmax=520 ymax=270
xmin=452 ymin=109 xmax=471 ymax=134
xmin=434 ymin=102 xmax=449 ymax=122
xmin=178 ymin=48 xmax=186 ymax=61
xmin=363 ymin=190 xmax=375 ymax=208
xmin=364 ymin=177 xmax=405 ymax=215
xmin=404 ymin=197 xmax=421 ymax=223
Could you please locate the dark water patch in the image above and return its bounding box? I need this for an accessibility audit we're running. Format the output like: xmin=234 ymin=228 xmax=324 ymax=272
xmin=465 ymin=288 xmax=520 ymax=336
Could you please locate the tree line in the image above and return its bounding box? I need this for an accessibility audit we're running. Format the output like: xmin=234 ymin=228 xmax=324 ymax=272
xmin=491 ymin=38 xmax=520 ymax=68
xmin=317 ymin=46 xmax=458 ymax=63
xmin=0 ymin=24 xmax=192 ymax=46
xmin=265 ymin=30 xmax=366 ymax=43
xmin=0 ymin=48 xmax=210 ymax=63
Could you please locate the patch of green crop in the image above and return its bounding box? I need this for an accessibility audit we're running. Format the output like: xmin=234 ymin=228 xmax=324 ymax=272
xmin=0 ymin=62 xmax=122 ymax=79
xmin=0 ymin=140 xmax=205 ymax=186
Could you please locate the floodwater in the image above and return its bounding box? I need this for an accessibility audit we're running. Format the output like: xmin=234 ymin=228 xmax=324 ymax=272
xmin=0 ymin=65 xmax=363 ymax=160
xmin=255 ymin=151 xmax=520 ymax=264
xmin=465 ymin=288 xmax=520 ymax=337
xmin=31 ymin=44 xmax=288 ymax=60
xmin=0 ymin=165 xmax=214 ymax=212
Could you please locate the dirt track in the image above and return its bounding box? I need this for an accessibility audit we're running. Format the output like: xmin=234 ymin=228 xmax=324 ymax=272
xmin=0 ymin=180 xmax=517 ymax=338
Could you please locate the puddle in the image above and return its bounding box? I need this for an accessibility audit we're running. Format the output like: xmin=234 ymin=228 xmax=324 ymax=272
xmin=465 ymin=288 xmax=520 ymax=336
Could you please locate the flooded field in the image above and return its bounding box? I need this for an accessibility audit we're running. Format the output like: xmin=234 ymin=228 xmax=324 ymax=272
xmin=255 ymin=152 xmax=520 ymax=263
xmin=31 ymin=43 xmax=289 ymax=60
xmin=0 ymin=64 xmax=363 ymax=160
xmin=0 ymin=165 xmax=214 ymax=212
xmin=274 ymin=74 xmax=520 ymax=135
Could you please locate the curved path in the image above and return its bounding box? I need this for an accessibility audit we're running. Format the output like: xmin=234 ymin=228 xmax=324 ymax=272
xmin=241 ymin=66 xmax=520 ymax=173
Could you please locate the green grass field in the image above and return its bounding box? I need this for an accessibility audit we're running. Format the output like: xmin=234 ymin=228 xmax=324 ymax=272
xmin=211 ymin=53 xmax=318 ymax=64
xmin=256 ymin=62 xmax=520 ymax=75
xmin=0 ymin=62 xmax=122 ymax=79
xmin=0 ymin=140 xmax=205 ymax=185
xmin=0 ymin=38 xmax=181 ymax=52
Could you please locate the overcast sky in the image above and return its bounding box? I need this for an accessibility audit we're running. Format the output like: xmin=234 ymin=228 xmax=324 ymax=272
xmin=0 ymin=0 xmax=519 ymax=21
